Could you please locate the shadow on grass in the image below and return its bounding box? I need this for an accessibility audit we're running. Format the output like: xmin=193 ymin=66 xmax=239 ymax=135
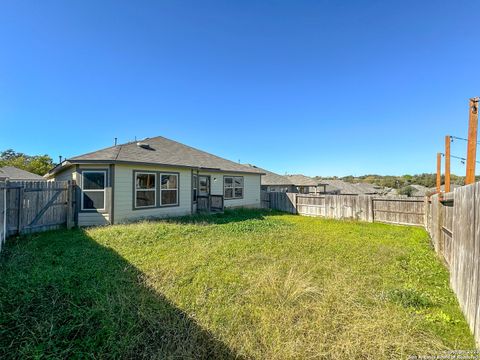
xmin=166 ymin=208 xmax=287 ymax=225
xmin=0 ymin=229 xmax=242 ymax=359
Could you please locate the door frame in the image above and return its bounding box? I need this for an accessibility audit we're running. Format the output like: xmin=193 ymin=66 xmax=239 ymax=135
xmin=198 ymin=175 xmax=211 ymax=197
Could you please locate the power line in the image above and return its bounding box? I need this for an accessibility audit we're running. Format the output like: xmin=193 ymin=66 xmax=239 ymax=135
xmin=441 ymin=152 xmax=480 ymax=165
xmin=450 ymin=135 xmax=480 ymax=146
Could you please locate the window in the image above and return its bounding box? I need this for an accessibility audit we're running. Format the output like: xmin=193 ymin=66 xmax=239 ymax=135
xmin=192 ymin=174 xmax=198 ymax=202
xmin=81 ymin=171 xmax=106 ymax=210
xmin=224 ymin=176 xmax=243 ymax=199
xmin=135 ymin=172 xmax=156 ymax=208
xmin=161 ymin=173 xmax=178 ymax=205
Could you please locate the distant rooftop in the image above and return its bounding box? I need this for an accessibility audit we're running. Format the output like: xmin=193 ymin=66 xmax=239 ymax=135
xmin=285 ymin=174 xmax=319 ymax=187
xmin=0 ymin=166 xmax=45 ymax=181
xmin=245 ymin=165 xmax=294 ymax=186
xmin=319 ymin=179 xmax=385 ymax=195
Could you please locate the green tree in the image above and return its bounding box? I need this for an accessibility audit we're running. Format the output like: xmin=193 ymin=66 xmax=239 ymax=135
xmin=397 ymin=185 xmax=416 ymax=197
xmin=0 ymin=149 xmax=54 ymax=176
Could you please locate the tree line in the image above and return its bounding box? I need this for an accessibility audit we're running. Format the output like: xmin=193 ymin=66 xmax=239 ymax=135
xmin=0 ymin=149 xmax=54 ymax=176
xmin=316 ymin=174 xmax=467 ymax=189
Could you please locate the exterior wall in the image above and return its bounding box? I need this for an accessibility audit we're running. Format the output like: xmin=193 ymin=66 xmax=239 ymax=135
xmin=114 ymin=164 xmax=192 ymax=223
xmin=51 ymin=164 xmax=111 ymax=227
xmin=51 ymin=166 xmax=76 ymax=182
xmin=53 ymin=164 xmax=262 ymax=225
xmin=198 ymin=171 xmax=261 ymax=209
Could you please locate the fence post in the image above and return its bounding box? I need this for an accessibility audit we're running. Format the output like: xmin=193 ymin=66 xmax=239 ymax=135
xmin=371 ymin=197 xmax=375 ymax=223
xmin=437 ymin=198 xmax=444 ymax=256
xmin=424 ymin=196 xmax=429 ymax=231
xmin=66 ymin=181 xmax=75 ymax=229
xmin=17 ymin=185 xmax=24 ymax=235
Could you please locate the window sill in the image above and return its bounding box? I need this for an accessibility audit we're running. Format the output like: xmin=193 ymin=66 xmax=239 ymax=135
xmin=132 ymin=204 xmax=180 ymax=211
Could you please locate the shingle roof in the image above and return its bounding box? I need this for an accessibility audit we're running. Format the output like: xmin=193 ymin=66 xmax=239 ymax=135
xmin=429 ymin=184 xmax=461 ymax=193
xmin=320 ymin=179 xmax=363 ymax=194
xmin=0 ymin=166 xmax=45 ymax=181
xmin=245 ymin=165 xmax=294 ymax=186
xmin=51 ymin=136 xmax=263 ymax=175
xmin=409 ymin=184 xmax=429 ymax=197
xmin=352 ymin=182 xmax=385 ymax=194
xmin=285 ymin=174 xmax=319 ymax=187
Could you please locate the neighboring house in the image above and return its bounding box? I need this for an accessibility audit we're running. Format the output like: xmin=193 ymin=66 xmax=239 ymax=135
xmin=428 ymin=184 xmax=461 ymax=194
xmin=387 ymin=184 xmax=444 ymax=197
xmin=384 ymin=187 xmax=402 ymax=197
xmin=317 ymin=179 xmax=386 ymax=195
xmin=285 ymin=174 xmax=320 ymax=194
xmin=245 ymin=165 xmax=296 ymax=193
xmin=0 ymin=166 xmax=45 ymax=181
xmin=352 ymin=182 xmax=386 ymax=195
xmin=408 ymin=184 xmax=429 ymax=197
xmin=318 ymin=179 xmax=364 ymax=195
xmin=45 ymin=136 xmax=264 ymax=226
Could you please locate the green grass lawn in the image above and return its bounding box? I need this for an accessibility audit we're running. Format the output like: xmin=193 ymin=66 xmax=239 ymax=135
xmin=0 ymin=209 xmax=475 ymax=359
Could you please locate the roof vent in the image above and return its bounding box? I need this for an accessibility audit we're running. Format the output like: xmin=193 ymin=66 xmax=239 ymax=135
xmin=137 ymin=142 xmax=151 ymax=150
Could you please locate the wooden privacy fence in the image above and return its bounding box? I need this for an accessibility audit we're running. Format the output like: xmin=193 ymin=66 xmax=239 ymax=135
xmin=296 ymin=194 xmax=374 ymax=222
xmin=264 ymin=191 xmax=425 ymax=226
xmin=2 ymin=181 xmax=76 ymax=244
xmin=266 ymin=192 xmax=297 ymax=214
xmin=372 ymin=197 xmax=425 ymax=226
xmin=426 ymin=184 xmax=480 ymax=345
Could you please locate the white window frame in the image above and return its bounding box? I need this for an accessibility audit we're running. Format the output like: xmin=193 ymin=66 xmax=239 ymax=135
xmin=160 ymin=173 xmax=179 ymax=206
xmin=192 ymin=174 xmax=198 ymax=203
xmin=135 ymin=172 xmax=157 ymax=209
xmin=81 ymin=170 xmax=107 ymax=211
xmin=224 ymin=176 xmax=244 ymax=200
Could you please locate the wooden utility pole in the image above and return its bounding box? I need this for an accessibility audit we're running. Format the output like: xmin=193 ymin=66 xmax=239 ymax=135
xmin=437 ymin=152 xmax=442 ymax=194
xmin=466 ymin=97 xmax=479 ymax=185
xmin=445 ymin=135 xmax=451 ymax=193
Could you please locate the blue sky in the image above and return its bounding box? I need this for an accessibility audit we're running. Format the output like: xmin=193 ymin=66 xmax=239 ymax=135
xmin=0 ymin=0 xmax=478 ymax=177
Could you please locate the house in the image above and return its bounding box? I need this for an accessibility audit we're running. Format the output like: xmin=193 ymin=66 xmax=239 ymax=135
xmin=317 ymin=179 xmax=364 ymax=195
xmin=428 ymin=184 xmax=461 ymax=195
xmin=317 ymin=179 xmax=386 ymax=195
xmin=406 ymin=184 xmax=429 ymax=197
xmin=0 ymin=166 xmax=46 ymax=181
xmin=45 ymin=136 xmax=264 ymax=226
xmin=387 ymin=184 xmax=444 ymax=197
xmin=285 ymin=174 xmax=320 ymax=194
xmin=352 ymin=182 xmax=386 ymax=195
xmin=245 ymin=165 xmax=296 ymax=193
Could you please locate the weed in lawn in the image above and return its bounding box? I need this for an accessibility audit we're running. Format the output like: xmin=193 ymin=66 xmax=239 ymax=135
xmin=385 ymin=288 xmax=433 ymax=309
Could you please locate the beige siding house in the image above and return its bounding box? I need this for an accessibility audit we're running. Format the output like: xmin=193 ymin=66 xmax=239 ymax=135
xmin=46 ymin=136 xmax=264 ymax=226
xmin=246 ymin=165 xmax=296 ymax=193
xmin=285 ymin=174 xmax=320 ymax=194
